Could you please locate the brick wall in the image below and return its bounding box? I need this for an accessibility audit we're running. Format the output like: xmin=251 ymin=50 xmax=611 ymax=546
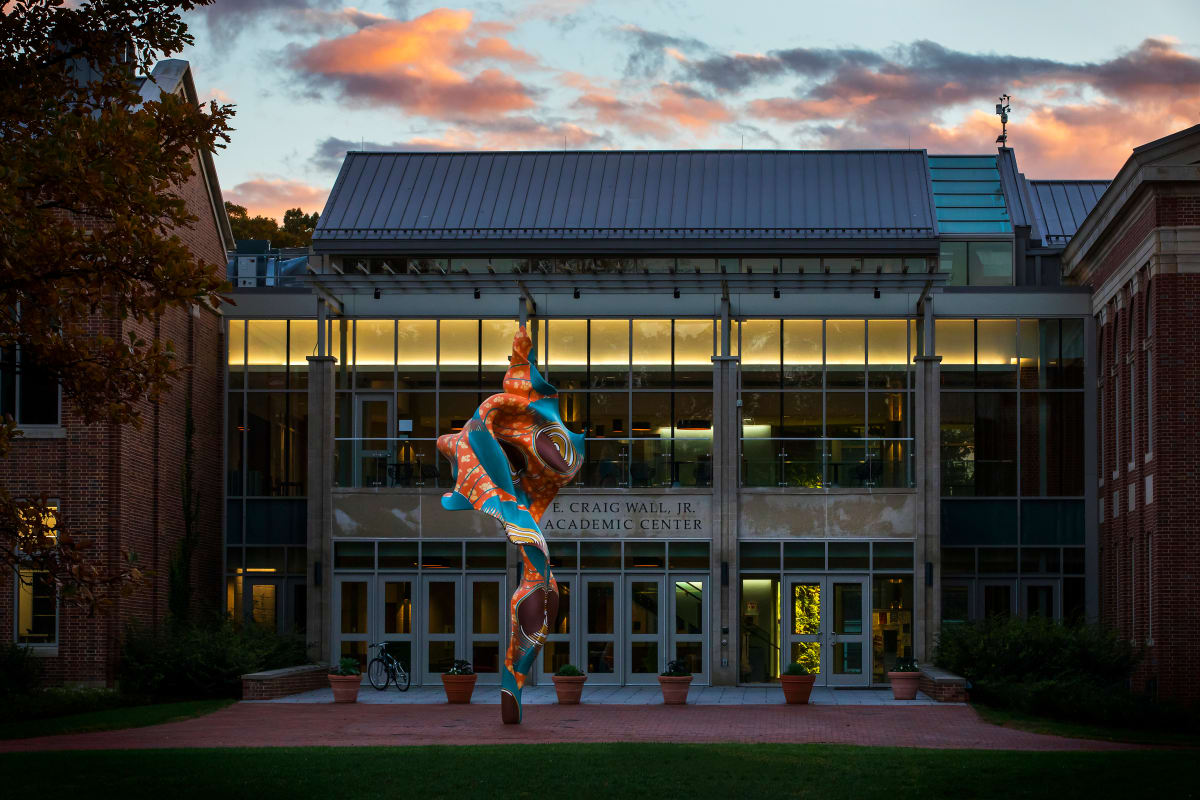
xmin=1091 ymin=183 xmax=1200 ymax=704
xmin=241 ymin=665 xmax=328 ymax=700
xmin=0 ymin=154 xmax=227 ymax=686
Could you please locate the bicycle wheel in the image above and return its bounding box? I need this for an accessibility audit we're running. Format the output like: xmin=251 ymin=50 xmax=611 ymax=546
xmin=395 ymin=661 xmax=411 ymax=692
xmin=367 ymin=657 xmax=390 ymax=691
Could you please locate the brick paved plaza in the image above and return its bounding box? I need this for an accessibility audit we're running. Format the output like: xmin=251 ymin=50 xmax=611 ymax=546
xmin=0 ymin=700 xmax=1140 ymax=753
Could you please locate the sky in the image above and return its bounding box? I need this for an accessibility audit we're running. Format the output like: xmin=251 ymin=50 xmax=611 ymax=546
xmin=175 ymin=0 xmax=1200 ymax=220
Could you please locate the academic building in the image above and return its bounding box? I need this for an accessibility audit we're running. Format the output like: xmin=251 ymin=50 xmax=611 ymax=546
xmin=8 ymin=119 xmax=1198 ymax=703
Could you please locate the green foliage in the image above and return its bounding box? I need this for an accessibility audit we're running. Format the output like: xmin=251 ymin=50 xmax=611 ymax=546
xmin=783 ymin=661 xmax=812 ymax=676
xmin=119 ymin=618 xmax=308 ymax=700
xmin=445 ymin=659 xmax=474 ymax=676
xmin=0 ymin=642 xmax=42 ymax=696
xmin=661 ymin=659 xmax=691 ymax=677
xmin=0 ymin=686 xmax=132 ymax=724
xmin=329 ymin=658 xmax=360 ymax=677
xmin=935 ymin=616 xmax=1197 ymax=732
xmin=555 ymin=664 xmax=584 ymax=677
xmin=225 ymin=202 xmax=319 ymax=248
xmin=890 ymin=658 xmax=920 ymax=673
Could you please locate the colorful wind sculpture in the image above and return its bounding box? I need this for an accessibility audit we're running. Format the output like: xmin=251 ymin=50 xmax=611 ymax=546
xmin=437 ymin=326 xmax=584 ymax=724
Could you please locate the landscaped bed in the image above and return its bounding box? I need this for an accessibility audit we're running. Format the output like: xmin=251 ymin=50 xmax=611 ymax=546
xmin=0 ymin=700 xmax=233 ymax=741
xmin=1 ymin=744 xmax=1195 ymax=799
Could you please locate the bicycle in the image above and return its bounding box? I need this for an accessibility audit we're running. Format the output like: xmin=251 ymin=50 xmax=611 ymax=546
xmin=366 ymin=641 xmax=412 ymax=691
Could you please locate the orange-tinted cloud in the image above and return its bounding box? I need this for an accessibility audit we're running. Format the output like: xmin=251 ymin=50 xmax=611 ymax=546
xmin=290 ymin=8 xmax=539 ymax=119
xmin=225 ymin=177 xmax=329 ymax=220
xmin=575 ymin=82 xmax=731 ymax=140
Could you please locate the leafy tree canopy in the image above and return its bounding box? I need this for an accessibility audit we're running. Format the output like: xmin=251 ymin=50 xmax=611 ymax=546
xmin=0 ymin=0 xmax=233 ymax=611
xmin=226 ymin=202 xmax=318 ymax=248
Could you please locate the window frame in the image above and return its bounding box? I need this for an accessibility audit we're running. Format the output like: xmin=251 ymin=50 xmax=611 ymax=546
xmin=12 ymin=500 xmax=61 ymax=649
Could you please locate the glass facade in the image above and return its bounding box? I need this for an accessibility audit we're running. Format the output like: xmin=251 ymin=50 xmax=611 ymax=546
xmin=937 ymin=317 xmax=1086 ymax=622
xmin=739 ymin=318 xmax=916 ymax=488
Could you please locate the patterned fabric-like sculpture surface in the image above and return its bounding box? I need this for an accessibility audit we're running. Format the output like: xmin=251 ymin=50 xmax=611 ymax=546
xmin=436 ymin=325 xmax=584 ymax=724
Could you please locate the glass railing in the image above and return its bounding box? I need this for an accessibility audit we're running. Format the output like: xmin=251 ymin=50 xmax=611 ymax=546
xmin=740 ymin=438 xmax=913 ymax=489
xmin=333 ymin=437 xmax=714 ymax=489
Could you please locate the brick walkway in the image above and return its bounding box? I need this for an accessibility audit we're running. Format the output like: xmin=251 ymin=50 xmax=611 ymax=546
xmin=0 ymin=702 xmax=1139 ymax=752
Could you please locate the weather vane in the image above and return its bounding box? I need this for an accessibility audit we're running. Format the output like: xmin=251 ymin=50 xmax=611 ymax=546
xmin=996 ymin=94 xmax=1011 ymax=146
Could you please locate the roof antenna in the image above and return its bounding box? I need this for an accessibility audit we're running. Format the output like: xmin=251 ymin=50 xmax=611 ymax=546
xmin=995 ymin=94 xmax=1011 ymax=147
xmin=741 ymin=134 xmax=744 ymax=150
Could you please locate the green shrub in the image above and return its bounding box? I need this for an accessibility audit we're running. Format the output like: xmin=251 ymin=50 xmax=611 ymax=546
xmin=555 ymin=664 xmax=584 ymax=677
xmin=0 ymin=643 xmax=42 ymax=696
xmin=661 ymin=659 xmax=691 ymax=677
xmin=329 ymin=657 xmax=360 ymax=676
xmin=0 ymin=686 xmax=132 ymax=724
xmin=935 ymin=616 xmax=1198 ymax=732
xmin=119 ymin=618 xmax=308 ymax=700
xmin=783 ymin=661 xmax=811 ymax=676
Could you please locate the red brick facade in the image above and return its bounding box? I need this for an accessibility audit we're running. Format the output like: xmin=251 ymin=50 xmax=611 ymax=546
xmin=0 ymin=150 xmax=228 ymax=686
xmin=1084 ymin=186 xmax=1200 ymax=704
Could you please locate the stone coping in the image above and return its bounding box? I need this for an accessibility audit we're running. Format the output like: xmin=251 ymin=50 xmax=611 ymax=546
xmin=918 ymin=665 xmax=967 ymax=684
xmin=241 ymin=664 xmax=326 ymax=680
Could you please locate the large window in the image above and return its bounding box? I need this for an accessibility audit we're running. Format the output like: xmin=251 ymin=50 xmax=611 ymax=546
xmin=939 ymin=241 xmax=1014 ymax=286
xmin=739 ymin=319 xmax=915 ymax=488
xmin=0 ymin=346 xmax=60 ymax=426
xmin=323 ymin=318 xmax=716 ymax=489
xmin=15 ymin=504 xmax=59 ymax=646
xmin=938 ymin=317 xmax=1086 ymax=623
xmin=338 ymin=256 xmax=932 ymax=275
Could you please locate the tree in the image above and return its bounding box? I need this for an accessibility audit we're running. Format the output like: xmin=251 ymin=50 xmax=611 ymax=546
xmin=226 ymin=201 xmax=319 ymax=248
xmin=0 ymin=0 xmax=233 ymax=611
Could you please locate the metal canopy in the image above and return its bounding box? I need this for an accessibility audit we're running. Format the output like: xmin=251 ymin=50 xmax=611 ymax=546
xmin=314 ymin=150 xmax=940 ymax=250
xmin=302 ymin=270 xmax=949 ymax=298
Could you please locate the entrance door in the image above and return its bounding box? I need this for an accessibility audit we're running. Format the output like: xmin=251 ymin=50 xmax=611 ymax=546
xmin=333 ymin=575 xmax=371 ymax=672
xmin=980 ymin=580 xmax=1016 ymax=618
xmin=583 ymin=576 xmax=619 ymax=684
xmin=670 ymin=577 xmax=706 ymax=683
xmin=378 ymin=575 xmax=416 ymax=678
xmin=827 ymin=578 xmax=869 ymax=686
xmin=1021 ymin=579 xmax=1059 ymax=619
xmin=467 ymin=575 xmax=505 ymax=684
xmin=422 ymin=575 xmax=461 ymax=683
xmin=244 ymin=578 xmax=281 ymax=633
xmin=356 ymin=394 xmax=394 ymax=487
xmin=781 ymin=575 xmax=869 ymax=687
xmin=625 ymin=575 xmax=665 ymax=684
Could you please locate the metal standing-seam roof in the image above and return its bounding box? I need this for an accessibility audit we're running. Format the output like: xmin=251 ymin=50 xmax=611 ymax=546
xmin=1028 ymin=180 xmax=1110 ymax=246
xmin=313 ymin=150 xmax=939 ymax=247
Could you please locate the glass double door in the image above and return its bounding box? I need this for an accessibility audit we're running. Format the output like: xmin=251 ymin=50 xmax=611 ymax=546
xmin=565 ymin=574 xmax=707 ymax=686
xmin=782 ymin=575 xmax=870 ymax=687
xmin=332 ymin=573 xmax=506 ymax=685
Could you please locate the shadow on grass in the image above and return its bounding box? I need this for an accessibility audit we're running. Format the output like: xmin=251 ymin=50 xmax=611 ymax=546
xmin=0 ymin=699 xmax=233 ymax=740
xmin=972 ymin=704 xmax=1200 ymax=748
xmin=1 ymin=744 xmax=1196 ymax=799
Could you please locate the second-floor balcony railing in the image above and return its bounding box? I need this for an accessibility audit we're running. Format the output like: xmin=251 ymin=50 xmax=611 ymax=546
xmin=740 ymin=438 xmax=913 ymax=489
xmin=332 ymin=436 xmax=913 ymax=490
xmin=333 ymin=437 xmax=714 ymax=490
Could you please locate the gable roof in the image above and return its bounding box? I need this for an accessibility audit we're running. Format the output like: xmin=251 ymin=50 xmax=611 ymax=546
xmin=313 ymin=150 xmax=939 ymax=249
xmin=139 ymin=59 xmax=236 ymax=252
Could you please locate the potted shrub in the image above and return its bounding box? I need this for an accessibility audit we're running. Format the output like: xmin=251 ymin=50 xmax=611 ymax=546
xmin=328 ymin=657 xmax=362 ymax=703
xmin=658 ymin=659 xmax=692 ymax=705
xmin=780 ymin=661 xmax=816 ymax=704
xmin=441 ymin=659 xmax=477 ymax=704
xmin=888 ymin=658 xmax=921 ymax=700
xmin=552 ymin=664 xmax=587 ymax=704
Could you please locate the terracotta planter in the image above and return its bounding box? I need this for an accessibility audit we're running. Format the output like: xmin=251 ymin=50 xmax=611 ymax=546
xmin=780 ymin=674 xmax=816 ymax=704
xmin=658 ymin=675 xmax=693 ymax=705
xmin=888 ymin=671 xmax=921 ymax=700
xmin=552 ymin=674 xmax=587 ymax=704
xmin=328 ymin=673 xmax=362 ymax=703
xmin=441 ymin=673 xmax=478 ymax=704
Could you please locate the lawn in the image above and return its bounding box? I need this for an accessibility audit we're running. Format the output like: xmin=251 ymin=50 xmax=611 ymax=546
xmin=2 ymin=744 xmax=1195 ymax=799
xmin=0 ymin=699 xmax=233 ymax=740
xmin=973 ymin=703 xmax=1200 ymax=747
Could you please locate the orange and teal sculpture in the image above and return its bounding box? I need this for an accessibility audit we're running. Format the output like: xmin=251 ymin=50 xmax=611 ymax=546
xmin=437 ymin=326 xmax=583 ymax=724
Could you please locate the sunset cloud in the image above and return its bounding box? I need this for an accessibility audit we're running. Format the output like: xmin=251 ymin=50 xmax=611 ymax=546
xmin=225 ymin=176 xmax=329 ymax=220
xmin=289 ymin=8 xmax=540 ymax=120
xmin=574 ymin=82 xmax=731 ymax=140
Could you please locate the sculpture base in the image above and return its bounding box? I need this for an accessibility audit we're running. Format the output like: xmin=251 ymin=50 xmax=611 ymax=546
xmin=501 ymin=690 xmax=521 ymax=724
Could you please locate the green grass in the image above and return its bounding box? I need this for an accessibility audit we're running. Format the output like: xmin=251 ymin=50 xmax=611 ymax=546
xmin=973 ymin=703 xmax=1200 ymax=747
xmin=2 ymin=744 xmax=1197 ymax=799
xmin=0 ymin=699 xmax=233 ymax=740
